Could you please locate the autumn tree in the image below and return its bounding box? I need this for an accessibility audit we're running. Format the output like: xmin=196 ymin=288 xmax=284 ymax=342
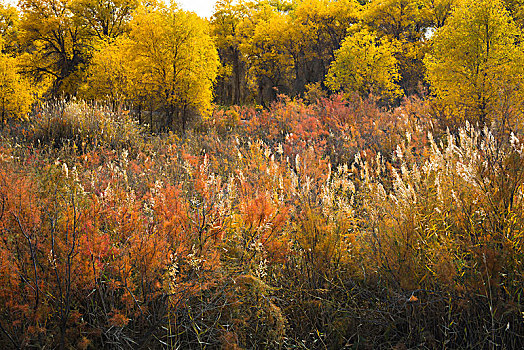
xmin=211 ymin=0 xmax=250 ymax=105
xmin=80 ymin=38 xmax=131 ymax=102
xmin=289 ymin=0 xmax=361 ymax=96
xmin=421 ymin=0 xmax=456 ymax=29
xmin=361 ymin=0 xmax=424 ymax=41
xmin=17 ymin=0 xmax=90 ymax=95
xmin=237 ymin=3 xmax=295 ymax=105
xmin=71 ymin=0 xmax=138 ymax=40
xmin=425 ymin=0 xmax=524 ymax=127
xmin=504 ymin=0 xmax=524 ymax=27
xmin=84 ymin=4 xmax=219 ymax=130
xmin=213 ymin=0 xmax=298 ymax=106
xmin=129 ymin=4 xmax=219 ymax=130
xmin=326 ymin=28 xmax=402 ymax=103
xmin=0 ymin=2 xmax=20 ymax=54
xmin=0 ymin=53 xmax=33 ymax=125
xmin=359 ymin=0 xmax=429 ymax=96
xmin=212 ymin=0 xmax=361 ymax=105
xmin=18 ymin=0 xmax=138 ymax=96
xmin=82 ymin=35 xmax=155 ymax=124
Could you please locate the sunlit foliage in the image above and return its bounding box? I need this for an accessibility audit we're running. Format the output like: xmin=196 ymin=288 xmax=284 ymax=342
xmin=83 ymin=3 xmax=219 ymax=130
xmin=0 ymin=2 xmax=19 ymax=54
xmin=0 ymin=53 xmax=33 ymax=124
xmin=327 ymin=28 xmax=403 ymax=103
xmin=425 ymin=0 xmax=524 ymax=128
xmin=18 ymin=0 xmax=90 ymax=95
xmin=1 ymin=0 xmax=524 ymax=348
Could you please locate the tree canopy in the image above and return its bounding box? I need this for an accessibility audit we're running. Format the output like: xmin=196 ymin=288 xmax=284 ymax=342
xmin=425 ymin=0 xmax=524 ymax=126
xmin=327 ymin=28 xmax=402 ymax=103
xmin=1 ymin=0 xmax=524 ymax=129
xmin=0 ymin=52 xmax=33 ymax=124
xmin=83 ymin=3 xmax=219 ymax=130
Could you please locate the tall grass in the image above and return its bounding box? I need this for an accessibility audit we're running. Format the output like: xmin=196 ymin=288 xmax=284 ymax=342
xmin=0 ymin=96 xmax=522 ymax=348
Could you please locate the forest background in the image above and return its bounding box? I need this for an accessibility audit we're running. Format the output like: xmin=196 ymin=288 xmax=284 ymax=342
xmin=1 ymin=0 xmax=524 ymax=349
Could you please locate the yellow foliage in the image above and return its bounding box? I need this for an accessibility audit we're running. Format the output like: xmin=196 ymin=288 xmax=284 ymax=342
xmin=0 ymin=2 xmax=20 ymax=54
xmin=81 ymin=38 xmax=131 ymax=101
xmin=83 ymin=4 xmax=219 ymax=129
xmin=71 ymin=0 xmax=138 ymax=40
xmin=0 ymin=53 xmax=33 ymax=123
xmin=326 ymin=28 xmax=403 ymax=102
xmin=425 ymin=0 xmax=524 ymax=125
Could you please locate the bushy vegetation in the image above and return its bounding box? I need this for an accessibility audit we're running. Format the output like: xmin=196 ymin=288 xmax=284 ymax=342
xmin=0 ymin=95 xmax=523 ymax=349
xmin=1 ymin=0 xmax=524 ymax=348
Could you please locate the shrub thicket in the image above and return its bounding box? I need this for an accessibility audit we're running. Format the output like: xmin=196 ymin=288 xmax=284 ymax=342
xmin=0 ymin=96 xmax=522 ymax=349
